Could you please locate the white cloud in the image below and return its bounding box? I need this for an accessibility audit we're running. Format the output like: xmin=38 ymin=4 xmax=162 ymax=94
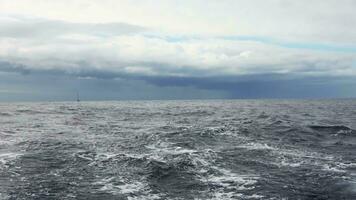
xmin=0 ymin=31 xmax=355 ymax=77
xmin=0 ymin=1 xmax=355 ymax=79
xmin=0 ymin=0 xmax=355 ymax=44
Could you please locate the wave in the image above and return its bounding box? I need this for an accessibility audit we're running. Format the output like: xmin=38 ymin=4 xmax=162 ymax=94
xmin=2 ymin=100 xmax=356 ymax=199
xmin=0 ymin=152 xmax=22 ymax=167
xmin=309 ymin=125 xmax=354 ymax=132
xmin=0 ymin=112 xmax=12 ymax=117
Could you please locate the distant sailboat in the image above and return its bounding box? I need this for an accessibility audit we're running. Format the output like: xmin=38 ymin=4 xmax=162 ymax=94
xmin=76 ymin=92 xmax=80 ymax=102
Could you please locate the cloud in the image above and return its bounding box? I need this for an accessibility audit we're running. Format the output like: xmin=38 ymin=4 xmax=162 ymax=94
xmin=0 ymin=15 xmax=146 ymax=39
xmin=1 ymin=70 xmax=355 ymax=101
xmin=1 ymin=0 xmax=356 ymax=44
xmin=0 ymin=30 xmax=355 ymax=79
xmin=0 ymin=1 xmax=355 ymax=79
xmin=0 ymin=1 xmax=356 ymax=100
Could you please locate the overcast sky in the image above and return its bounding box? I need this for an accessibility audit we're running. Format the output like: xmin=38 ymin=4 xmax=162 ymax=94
xmin=0 ymin=0 xmax=355 ymax=101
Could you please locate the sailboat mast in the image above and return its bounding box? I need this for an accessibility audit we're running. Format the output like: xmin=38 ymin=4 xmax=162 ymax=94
xmin=77 ymin=92 xmax=80 ymax=102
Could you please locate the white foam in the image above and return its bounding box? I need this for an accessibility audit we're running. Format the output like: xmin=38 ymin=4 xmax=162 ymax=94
xmin=266 ymin=146 xmax=339 ymax=170
xmin=0 ymin=192 xmax=9 ymax=200
xmin=276 ymin=155 xmax=304 ymax=168
xmin=144 ymin=141 xmax=199 ymax=164
xmin=237 ymin=142 xmax=275 ymax=150
xmin=245 ymin=194 xmax=265 ymax=199
xmin=197 ymin=191 xmax=263 ymax=200
xmin=94 ymin=177 xmax=162 ymax=199
xmin=0 ymin=152 xmax=22 ymax=165
xmin=205 ymin=127 xmax=235 ymax=136
xmin=336 ymin=129 xmax=353 ymax=135
xmin=338 ymin=162 xmax=356 ymax=169
xmin=208 ymin=191 xmax=240 ymax=200
xmin=322 ymin=164 xmax=346 ymax=173
xmin=209 ymin=167 xmax=258 ymax=189
xmin=146 ymin=142 xmax=260 ymax=199
xmin=146 ymin=142 xmax=197 ymax=156
xmin=128 ymin=193 xmax=161 ymax=200
xmin=95 ymin=152 xmax=117 ymax=161
xmin=98 ymin=181 xmax=145 ymax=195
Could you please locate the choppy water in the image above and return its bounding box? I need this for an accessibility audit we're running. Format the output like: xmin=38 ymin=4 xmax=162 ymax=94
xmin=0 ymin=100 xmax=356 ymax=200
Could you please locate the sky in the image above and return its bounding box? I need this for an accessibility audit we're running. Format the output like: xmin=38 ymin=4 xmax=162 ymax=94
xmin=0 ymin=0 xmax=356 ymax=101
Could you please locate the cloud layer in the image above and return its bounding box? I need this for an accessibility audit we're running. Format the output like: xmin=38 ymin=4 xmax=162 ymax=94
xmin=1 ymin=16 xmax=355 ymax=78
xmin=0 ymin=0 xmax=355 ymax=100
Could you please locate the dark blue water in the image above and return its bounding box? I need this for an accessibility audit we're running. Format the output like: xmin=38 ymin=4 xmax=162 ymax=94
xmin=1 ymin=100 xmax=356 ymax=199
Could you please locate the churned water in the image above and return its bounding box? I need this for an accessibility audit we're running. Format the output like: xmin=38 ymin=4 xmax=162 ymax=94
xmin=0 ymin=100 xmax=356 ymax=199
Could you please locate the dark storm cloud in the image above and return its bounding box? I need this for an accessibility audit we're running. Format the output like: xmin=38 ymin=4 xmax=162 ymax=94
xmin=0 ymin=71 xmax=229 ymax=101
xmin=1 ymin=61 xmax=355 ymax=101
xmin=0 ymin=61 xmax=31 ymax=75
xmin=141 ymin=75 xmax=356 ymax=98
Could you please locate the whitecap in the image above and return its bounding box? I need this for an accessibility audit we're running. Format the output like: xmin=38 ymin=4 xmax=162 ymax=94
xmin=237 ymin=142 xmax=275 ymax=150
xmin=94 ymin=176 xmax=162 ymax=199
xmin=146 ymin=142 xmax=198 ymax=159
xmin=0 ymin=152 xmax=22 ymax=165
xmin=322 ymin=164 xmax=346 ymax=173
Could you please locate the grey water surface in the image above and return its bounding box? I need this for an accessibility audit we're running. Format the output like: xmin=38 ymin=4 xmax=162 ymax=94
xmin=0 ymin=100 xmax=356 ymax=199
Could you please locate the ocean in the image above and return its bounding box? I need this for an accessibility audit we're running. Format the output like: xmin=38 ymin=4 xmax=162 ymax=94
xmin=0 ymin=100 xmax=355 ymax=199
